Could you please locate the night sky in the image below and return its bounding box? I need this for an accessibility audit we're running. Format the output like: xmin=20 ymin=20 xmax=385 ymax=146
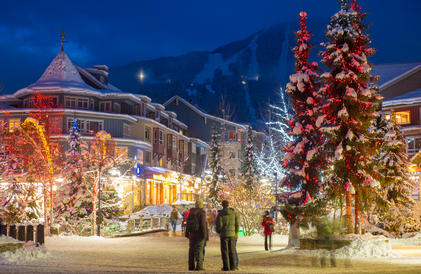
xmin=1 ymin=0 xmax=420 ymax=94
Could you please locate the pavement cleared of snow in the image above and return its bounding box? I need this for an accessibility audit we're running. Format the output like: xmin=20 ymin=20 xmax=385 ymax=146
xmin=1 ymin=232 xmax=421 ymax=273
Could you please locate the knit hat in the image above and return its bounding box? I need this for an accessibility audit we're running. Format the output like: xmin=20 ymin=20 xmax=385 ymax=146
xmin=195 ymin=200 xmax=204 ymax=209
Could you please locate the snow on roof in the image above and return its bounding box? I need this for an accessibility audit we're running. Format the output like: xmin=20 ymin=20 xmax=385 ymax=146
xmin=382 ymin=88 xmax=421 ymax=107
xmin=164 ymin=110 xmax=177 ymax=118
xmin=164 ymin=95 xmax=247 ymax=130
xmin=150 ymin=103 xmax=165 ymax=110
xmin=372 ymin=61 xmax=421 ymax=87
xmin=93 ymin=65 xmax=109 ymax=71
xmin=14 ymin=49 xmax=99 ymax=97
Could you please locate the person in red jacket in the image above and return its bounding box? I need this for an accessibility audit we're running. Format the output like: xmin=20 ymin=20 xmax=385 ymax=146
xmin=262 ymin=210 xmax=274 ymax=251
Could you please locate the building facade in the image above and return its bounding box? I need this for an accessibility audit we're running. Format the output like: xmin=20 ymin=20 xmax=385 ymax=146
xmin=0 ymin=49 xmax=208 ymax=215
xmin=164 ymin=95 xmax=267 ymax=179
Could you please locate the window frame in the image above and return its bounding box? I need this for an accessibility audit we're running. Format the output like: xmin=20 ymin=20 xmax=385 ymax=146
xmin=145 ymin=126 xmax=151 ymax=142
xmin=99 ymin=101 xmax=112 ymax=112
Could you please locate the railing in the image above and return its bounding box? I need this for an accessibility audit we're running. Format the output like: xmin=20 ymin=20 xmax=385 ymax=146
xmin=0 ymin=223 xmax=45 ymax=245
xmin=125 ymin=216 xmax=169 ymax=233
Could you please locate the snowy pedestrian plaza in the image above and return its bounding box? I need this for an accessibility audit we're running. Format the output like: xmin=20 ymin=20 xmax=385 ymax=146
xmin=1 ymin=231 xmax=421 ymax=273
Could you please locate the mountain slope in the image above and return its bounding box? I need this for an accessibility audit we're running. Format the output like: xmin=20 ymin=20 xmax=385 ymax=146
xmin=109 ymin=18 xmax=329 ymax=125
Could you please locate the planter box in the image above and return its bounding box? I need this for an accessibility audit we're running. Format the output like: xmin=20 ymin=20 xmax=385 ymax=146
xmin=299 ymin=238 xmax=352 ymax=250
xmin=0 ymin=242 xmax=24 ymax=253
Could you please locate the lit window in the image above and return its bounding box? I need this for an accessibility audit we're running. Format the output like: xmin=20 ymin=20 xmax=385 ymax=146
xmin=137 ymin=149 xmax=144 ymax=164
xmin=386 ymin=111 xmax=410 ymax=124
xmin=115 ymin=146 xmax=128 ymax=156
xmin=8 ymin=118 xmax=20 ymax=132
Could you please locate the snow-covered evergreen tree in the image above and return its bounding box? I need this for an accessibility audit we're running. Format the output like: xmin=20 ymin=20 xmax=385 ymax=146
xmin=55 ymin=128 xmax=132 ymax=235
xmin=281 ymin=11 xmax=327 ymax=225
xmin=376 ymin=111 xmax=414 ymax=207
xmin=318 ymin=0 xmax=383 ymax=233
xmin=207 ymin=123 xmax=225 ymax=204
xmin=370 ymin=111 xmax=418 ymax=236
xmin=0 ymin=179 xmax=40 ymax=224
xmin=241 ymin=125 xmax=258 ymax=188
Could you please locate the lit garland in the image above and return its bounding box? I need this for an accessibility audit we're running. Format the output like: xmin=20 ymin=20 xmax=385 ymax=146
xmin=21 ymin=118 xmax=53 ymax=175
xmin=318 ymin=0 xmax=382 ymax=233
xmin=281 ymin=9 xmax=328 ymax=225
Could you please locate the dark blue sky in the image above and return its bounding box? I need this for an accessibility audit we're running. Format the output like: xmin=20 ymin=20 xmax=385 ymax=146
xmin=1 ymin=0 xmax=420 ymax=94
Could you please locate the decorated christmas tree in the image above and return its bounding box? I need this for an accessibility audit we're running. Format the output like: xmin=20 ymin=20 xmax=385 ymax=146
xmin=318 ymin=0 xmax=383 ymax=233
xmin=281 ymin=10 xmax=327 ymax=226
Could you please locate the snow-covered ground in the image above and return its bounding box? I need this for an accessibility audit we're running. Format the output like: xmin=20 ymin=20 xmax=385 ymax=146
xmin=1 ymin=229 xmax=421 ymax=273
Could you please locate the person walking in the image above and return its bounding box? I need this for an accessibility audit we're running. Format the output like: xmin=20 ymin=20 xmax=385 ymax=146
xmin=170 ymin=207 xmax=178 ymax=232
xmin=185 ymin=201 xmax=207 ymax=271
xmin=262 ymin=210 xmax=274 ymax=251
xmin=216 ymin=200 xmax=239 ymax=271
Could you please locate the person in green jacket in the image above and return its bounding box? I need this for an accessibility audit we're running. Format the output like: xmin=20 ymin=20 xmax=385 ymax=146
xmin=216 ymin=200 xmax=239 ymax=271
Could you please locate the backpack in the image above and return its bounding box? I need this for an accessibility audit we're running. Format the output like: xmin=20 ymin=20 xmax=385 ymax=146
xmin=185 ymin=213 xmax=200 ymax=233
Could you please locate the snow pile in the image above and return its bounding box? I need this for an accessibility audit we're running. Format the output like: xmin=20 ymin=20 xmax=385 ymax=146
xmin=390 ymin=230 xmax=421 ymax=246
xmin=0 ymin=236 xmax=52 ymax=265
xmin=279 ymin=234 xmax=399 ymax=259
xmin=124 ymin=204 xmax=174 ymax=219
xmin=334 ymin=234 xmax=398 ymax=258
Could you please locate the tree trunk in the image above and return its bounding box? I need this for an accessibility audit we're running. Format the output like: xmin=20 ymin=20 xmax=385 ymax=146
xmin=43 ymin=186 xmax=48 ymax=226
xmin=92 ymin=200 xmax=97 ymax=236
xmin=288 ymin=221 xmax=301 ymax=247
xmin=354 ymin=189 xmax=361 ymax=235
xmin=345 ymin=192 xmax=353 ymax=233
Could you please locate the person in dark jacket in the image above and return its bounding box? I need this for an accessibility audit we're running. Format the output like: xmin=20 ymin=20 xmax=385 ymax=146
xmin=170 ymin=207 xmax=179 ymax=232
xmin=262 ymin=210 xmax=274 ymax=251
xmin=185 ymin=201 xmax=207 ymax=271
xmin=216 ymin=200 xmax=239 ymax=271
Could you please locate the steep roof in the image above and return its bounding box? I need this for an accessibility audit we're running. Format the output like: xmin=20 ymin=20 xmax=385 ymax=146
xmin=382 ymin=88 xmax=421 ymax=107
xmin=372 ymin=61 xmax=421 ymax=87
xmin=14 ymin=49 xmax=99 ymax=97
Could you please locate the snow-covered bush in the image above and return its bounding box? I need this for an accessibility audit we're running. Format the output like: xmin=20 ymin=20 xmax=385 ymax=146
xmin=375 ymin=205 xmax=421 ymax=237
